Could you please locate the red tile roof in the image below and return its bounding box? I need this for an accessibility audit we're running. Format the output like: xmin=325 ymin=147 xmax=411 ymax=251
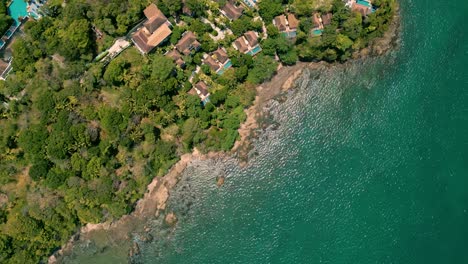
xmin=274 ymin=15 xmax=287 ymax=32
xmin=213 ymin=47 xmax=229 ymax=64
xmin=234 ymin=37 xmax=249 ymax=53
xmin=132 ymin=4 xmax=172 ymax=54
xmin=321 ymin=13 xmax=333 ymax=26
xmin=244 ymin=31 xmax=258 ymax=47
xmin=287 ymin=14 xmax=299 ymax=30
xmin=195 ymin=81 xmax=209 ymax=96
xmin=204 ymin=56 xmax=220 ymax=72
xmin=176 ymin=31 xmax=201 ymax=55
xmin=352 ymin=3 xmax=371 ymax=16
xmin=222 ymin=1 xmax=244 ymax=20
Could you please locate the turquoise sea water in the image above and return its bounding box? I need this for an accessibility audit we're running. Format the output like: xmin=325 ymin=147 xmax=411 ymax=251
xmin=62 ymin=0 xmax=468 ymax=263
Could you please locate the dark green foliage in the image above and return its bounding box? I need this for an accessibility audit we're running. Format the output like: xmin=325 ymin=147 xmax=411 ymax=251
xmin=104 ymin=59 xmax=129 ymax=85
xmin=29 ymin=160 xmax=50 ymax=181
xmin=247 ymin=54 xmax=278 ymax=84
xmin=258 ymin=0 xmax=284 ymax=23
xmin=230 ymin=15 xmax=263 ymax=36
xmin=0 ymin=0 xmax=13 ymax=35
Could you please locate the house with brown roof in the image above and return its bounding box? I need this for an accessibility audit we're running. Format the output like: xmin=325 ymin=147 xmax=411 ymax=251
xmin=176 ymin=31 xmax=201 ymax=55
xmin=352 ymin=0 xmax=372 ymax=16
xmin=233 ymin=31 xmax=262 ymax=56
xmin=182 ymin=0 xmax=194 ymax=16
xmin=190 ymin=81 xmax=210 ymax=104
xmin=321 ymin=13 xmax=333 ymax=26
xmin=274 ymin=15 xmax=288 ymax=32
xmin=221 ymin=1 xmax=244 ymax=20
xmin=273 ymin=13 xmax=299 ymax=38
xmin=132 ymin=4 xmax=172 ymax=54
xmin=312 ymin=13 xmax=323 ymax=29
xmin=311 ymin=12 xmax=324 ymax=36
xmin=202 ymin=47 xmax=232 ymax=75
xmin=166 ymin=49 xmax=185 ymax=68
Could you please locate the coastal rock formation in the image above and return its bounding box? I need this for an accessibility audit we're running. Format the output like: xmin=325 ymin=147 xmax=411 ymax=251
xmin=128 ymin=242 xmax=140 ymax=257
xmin=216 ymin=176 xmax=225 ymax=186
xmin=165 ymin=212 xmax=178 ymax=226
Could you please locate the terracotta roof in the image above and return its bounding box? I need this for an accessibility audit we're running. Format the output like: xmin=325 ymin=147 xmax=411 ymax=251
xmin=147 ymin=24 xmax=171 ymax=48
xmin=182 ymin=0 xmax=193 ymax=15
xmin=234 ymin=37 xmax=248 ymax=53
xmin=144 ymin=15 xmax=167 ymax=33
xmin=222 ymin=1 xmax=244 ymax=20
xmin=321 ymin=13 xmax=333 ymax=26
xmin=287 ymin=14 xmax=299 ymax=30
xmin=167 ymin=50 xmax=185 ymax=67
xmin=213 ymin=47 xmax=229 ymax=64
xmin=352 ymin=3 xmax=371 ymax=16
xmin=244 ymin=31 xmax=258 ymax=47
xmin=176 ymin=31 xmax=200 ymax=55
xmin=274 ymin=15 xmax=287 ymax=31
xmin=144 ymin=4 xmax=164 ymax=20
xmin=132 ymin=30 xmax=152 ymax=53
xmin=204 ymin=56 xmax=220 ymax=72
xmin=132 ymin=4 xmax=172 ymax=54
xmin=188 ymin=88 xmax=198 ymax=96
xmin=195 ymin=81 xmax=209 ymax=96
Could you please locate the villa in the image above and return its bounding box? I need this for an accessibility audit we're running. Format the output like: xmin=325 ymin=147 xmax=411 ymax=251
xmin=132 ymin=4 xmax=172 ymax=54
xmin=233 ymin=31 xmax=262 ymax=56
xmin=311 ymin=12 xmax=324 ymax=36
xmin=221 ymin=1 xmax=244 ymax=20
xmin=182 ymin=0 xmax=194 ymax=16
xmin=321 ymin=13 xmax=333 ymax=26
xmin=351 ymin=0 xmax=373 ymax=16
xmin=190 ymin=81 xmax=210 ymax=105
xmin=166 ymin=49 xmax=185 ymax=68
xmin=176 ymin=31 xmax=201 ymax=55
xmin=202 ymin=47 xmax=232 ymax=75
xmin=273 ymin=14 xmax=299 ymax=38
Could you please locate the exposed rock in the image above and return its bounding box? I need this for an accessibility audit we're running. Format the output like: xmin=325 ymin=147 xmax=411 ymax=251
xmin=165 ymin=212 xmax=178 ymax=226
xmin=216 ymin=176 xmax=225 ymax=187
xmin=128 ymin=242 xmax=140 ymax=257
xmin=140 ymin=233 xmax=153 ymax=243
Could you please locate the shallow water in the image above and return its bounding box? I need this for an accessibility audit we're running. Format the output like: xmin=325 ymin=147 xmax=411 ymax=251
xmin=63 ymin=0 xmax=468 ymax=263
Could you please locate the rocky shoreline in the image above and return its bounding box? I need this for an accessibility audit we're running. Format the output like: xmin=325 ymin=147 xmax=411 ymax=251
xmin=48 ymin=5 xmax=401 ymax=262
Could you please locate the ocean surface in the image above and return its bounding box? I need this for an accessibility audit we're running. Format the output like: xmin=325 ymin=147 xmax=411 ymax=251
xmin=62 ymin=0 xmax=468 ymax=263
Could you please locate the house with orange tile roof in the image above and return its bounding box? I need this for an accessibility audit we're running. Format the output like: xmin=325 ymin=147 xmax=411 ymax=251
xmin=166 ymin=49 xmax=185 ymax=68
xmin=189 ymin=81 xmax=210 ymax=105
xmin=176 ymin=31 xmax=201 ymax=55
xmin=202 ymin=47 xmax=232 ymax=75
xmin=233 ymin=31 xmax=262 ymax=56
xmin=131 ymin=4 xmax=172 ymax=54
xmin=221 ymin=1 xmax=244 ymax=20
xmin=273 ymin=14 xmax=300 ymax=38
xmin=352 ymin=0 xmax=373 ymax=16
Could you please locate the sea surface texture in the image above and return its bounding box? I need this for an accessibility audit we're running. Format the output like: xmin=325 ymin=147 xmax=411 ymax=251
xmin=63 ymin=0 xmax=468 ymax=263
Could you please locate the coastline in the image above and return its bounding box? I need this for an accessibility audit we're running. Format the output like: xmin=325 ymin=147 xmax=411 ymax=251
xmin=49 ymin=4 xmax=401 ymax=262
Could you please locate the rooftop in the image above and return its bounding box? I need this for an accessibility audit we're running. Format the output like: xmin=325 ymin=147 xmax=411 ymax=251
xmin=176 ymin=31 xmax=201 ymax=55
xmin=222 ymin=1 xmax=244 ymax=20
xmin=132 ymin=4 xmax=172 ymax=54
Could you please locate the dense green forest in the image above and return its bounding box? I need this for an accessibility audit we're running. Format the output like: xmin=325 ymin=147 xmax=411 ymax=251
xmin=0 ymin=0 xmax=13 ymax=34
xmin=0 ymin=0 xmax=396 ymax=262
